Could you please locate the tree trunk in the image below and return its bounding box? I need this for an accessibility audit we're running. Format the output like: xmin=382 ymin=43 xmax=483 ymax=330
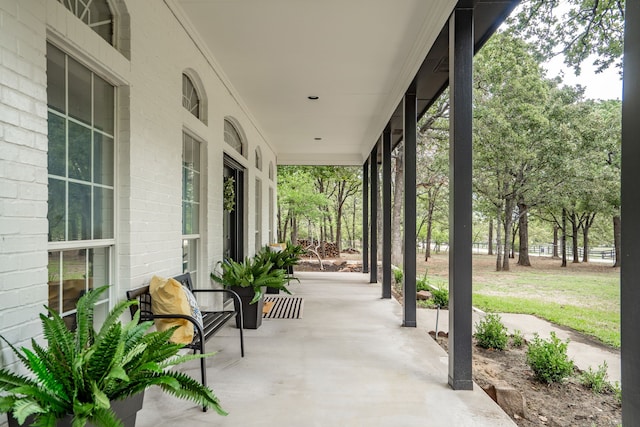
xmin=613 ymin=214 xmax=621 ymax=267
xmin=291 ymin=216 xmax=298 ymax=244
xmin=495 ymin=206 xmax=503 ymax=271
xmin=552 ymin=225 xmax=559 ymax=258
xmin=488 ymin=219 xmax=494 ymax=256
xmin=582 ymin=213 xmax=596 ymax=263
xmin=517 ymin=199 xmax=531 ymax=266
xmin=391 ymin=145 xmax=404 ymax=266
xmin=336 ymin=203 xmax=343 ymax=255
xmin=424 ymin=196 xmax=436 ymax=261
xmin=502 ymin=197 xmax=515 ymax=271
xmin=561 ymin=208 xmax=567 ymax=267
xmin=571 ymin=212 xmax=580 ymax=263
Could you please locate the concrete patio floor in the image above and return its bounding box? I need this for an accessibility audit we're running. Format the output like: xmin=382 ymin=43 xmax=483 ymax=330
xmin=136 ymin=272 xmax=515 ymax=427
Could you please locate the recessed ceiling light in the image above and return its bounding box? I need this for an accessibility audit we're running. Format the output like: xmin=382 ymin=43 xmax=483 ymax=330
xmin=314 ymin=137 xmax=322 ymax=140
xmin=308 ymin=96 xmax=319 ymax=100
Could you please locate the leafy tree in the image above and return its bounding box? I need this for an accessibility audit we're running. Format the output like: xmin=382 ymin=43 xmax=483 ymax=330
xmin=474 ymin=32 xmax=568 ymax=271
xmin=277 ymin=166 xmax=327 ymax=243
xmin=509 ymin=0 xmax=625 ymax=75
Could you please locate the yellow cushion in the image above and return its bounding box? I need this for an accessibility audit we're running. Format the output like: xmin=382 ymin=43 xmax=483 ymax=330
xmin=149 ymin=275 xmax=194 ymax=344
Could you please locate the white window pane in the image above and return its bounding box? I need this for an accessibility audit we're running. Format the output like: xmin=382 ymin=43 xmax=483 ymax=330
xmin=94 ymin=133 xmax=113 ymax=185
xmin=68 ymin=182 xmax=91 ymax=241
xmin=48 ymin=178 xmax=66 ymax=241
xmin=68 ymin=122 xmax=92 ymax=182
xmin=67 ymin=58 xmax=92 ymax=125
xmin=48 ymin=112 xmax=66 ymax=177
xmin=46 ymin=44 xmax=66 ymax=113
xmin=93 ymin=75 xmax=114 ymax=134
xmin=93 ymin=187 xmax=113 ymax=239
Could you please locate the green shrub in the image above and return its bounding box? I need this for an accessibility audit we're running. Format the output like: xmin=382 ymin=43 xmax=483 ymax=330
xmin=474 ymin=313 xmax=508 ymax=350
xmin=511 ymin=329 xmax=525 ymax=348
xmin=393 ymin=268 xmax=403 ymax=285
xmin=431 ymin=286 xmax=449 ymax=308
xmin=612 ymin=381 xmax=622 ymax=404
xmin=416 ymin=276 xmax=430 ymax=292
xmin=580 ymin=362 xmax=610 ymax=394
xmin=526 ymin=332 xmax=575 ymax=383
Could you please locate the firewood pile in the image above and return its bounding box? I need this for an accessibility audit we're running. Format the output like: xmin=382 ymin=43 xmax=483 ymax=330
xmin=296 ymin=239 xmax=340 ymax=259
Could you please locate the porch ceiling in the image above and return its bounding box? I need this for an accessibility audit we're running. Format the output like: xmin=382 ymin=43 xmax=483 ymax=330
xmin=172 ymin=0 xmax=516 ymax=166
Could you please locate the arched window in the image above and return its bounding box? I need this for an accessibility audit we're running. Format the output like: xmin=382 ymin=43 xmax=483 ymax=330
xmin=182 ymin=74 xmax=201 ymax=120
xmin=224 ymin=119 xmax=245 ymax=156
xmin=58 ymin=0 xmax=114 ymax=45
xmin=255 ymin=147 xmax=262 ymax=170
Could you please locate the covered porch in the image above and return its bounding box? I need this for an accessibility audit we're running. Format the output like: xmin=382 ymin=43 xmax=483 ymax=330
xmin=137 ymin=272 xmax=515 ymax=426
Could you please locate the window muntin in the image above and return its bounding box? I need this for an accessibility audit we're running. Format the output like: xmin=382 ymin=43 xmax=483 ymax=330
xmin=58 ymin=0 xmax=114 ymax=45
xmin=224 ymin=119 xmax=244 ymax=156
xmin=46 ymin=44 xmax=115 ymax=243
xmin=46 ymin=42 xmax=114 ymax=324
xmin=182 ymin=74 xmax=201 ymax=120
xmin=182 ymin=132 xmax=201 ymax=282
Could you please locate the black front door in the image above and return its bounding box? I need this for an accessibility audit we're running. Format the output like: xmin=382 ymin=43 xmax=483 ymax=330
xmin=223 ymin=155 xmax=244 ymax=262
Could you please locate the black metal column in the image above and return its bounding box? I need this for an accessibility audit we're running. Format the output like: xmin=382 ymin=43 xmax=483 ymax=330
xmin=403 ymin=82 xmax=417 ymax=327
xmin=448 ymin=7 xmax=474 ymax=391
xmin=363 ymin=160 xmax=369 ymax=274
xmin=370 ymin=143 xmax=379 ymax=283
xmin=382 ymin=127 xmax=392 ymax=298
xmin=621 ymin=1 xmax=640 ymax=423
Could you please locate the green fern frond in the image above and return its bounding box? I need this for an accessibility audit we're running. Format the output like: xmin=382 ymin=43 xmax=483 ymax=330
xmin=21 ymin=348 xmax=67 ymax=399
xmin=75 ymin=286 xmax=109 ymax=351
xmin=0 ymin=368 xmax=40 ymax=391
xmin=95 ymin=299 xmax=138 ymax=343
xmin=87 ymin=323 xmax=122 ymax=383
xmin=88 ymin=406 xmax=124 ymax=427
xmin=10 ymin=385 xmax=67 ymax=414
xmin=40 ymin=310 xmax=75 ymax=362
xmin=12 ymin=399 xmax=46 ymax=425
xmin=30 ymin=339 xmax=72 ymax=396
xmin=156 ymin=371 xmax=227 ymax=416
xmin=120 ymin=343 xmax=147 ymax=367
xmin=158 ymin=351 xmax=218 ymax=369
xmin=0 ymin=335 xmax=31 ymax=368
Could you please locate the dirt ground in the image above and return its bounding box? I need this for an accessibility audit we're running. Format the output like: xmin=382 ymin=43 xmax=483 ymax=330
xmin=433 ymin=334 xmax=621 ymax=427
xmin=299 ymin=253 xmax=622 ymax=427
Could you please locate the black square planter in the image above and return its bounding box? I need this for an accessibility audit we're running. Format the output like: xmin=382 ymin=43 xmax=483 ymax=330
xmin=229 ymin=285 xmax=264 ymax=329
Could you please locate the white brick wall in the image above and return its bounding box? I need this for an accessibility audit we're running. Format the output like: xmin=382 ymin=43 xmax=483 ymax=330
xmin=0 ymin=0 xmax=48 ymax=375
xmin=0 ymin=0 xmax=279 ymax=389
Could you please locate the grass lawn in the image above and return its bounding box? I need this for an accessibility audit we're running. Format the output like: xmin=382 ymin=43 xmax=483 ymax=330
xmin=415 ymin=252 xmax=620 ymax=348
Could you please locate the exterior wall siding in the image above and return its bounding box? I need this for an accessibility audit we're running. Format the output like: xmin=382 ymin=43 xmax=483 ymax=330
xmin=0 ymin=0 xmax=278 ymax=404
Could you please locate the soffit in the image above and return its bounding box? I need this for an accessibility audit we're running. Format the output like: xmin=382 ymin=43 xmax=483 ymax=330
xmin=173 ymin=0 xmax=457 ymax=165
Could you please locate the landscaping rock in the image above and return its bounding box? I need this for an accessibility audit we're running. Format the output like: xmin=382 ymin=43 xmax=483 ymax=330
xmin=483 ymin=381 xmax=527 ymax=420
xmin=416 ymin=290 xmax=433 ymax=300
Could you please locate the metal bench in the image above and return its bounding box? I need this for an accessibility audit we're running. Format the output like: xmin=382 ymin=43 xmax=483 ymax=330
xmin=126 ymin=272 xmax=244 ymax=406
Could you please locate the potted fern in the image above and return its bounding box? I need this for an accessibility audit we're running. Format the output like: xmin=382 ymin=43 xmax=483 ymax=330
xmin=258 ymin=243 xmax=304 ymax=295
xmin=210 ymin=256 xmax=288 ymax=329
xmin=0 ymin=286 xmax=226 ymax=427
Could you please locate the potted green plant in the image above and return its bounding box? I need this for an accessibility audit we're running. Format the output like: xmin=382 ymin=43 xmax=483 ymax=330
xmin=258 ymin=243 xmax=303 ymax=294
xmin=0 ymin=286 xmax=226 ymax=427
xmin=210 ymin=257 xmax=288 ymax=329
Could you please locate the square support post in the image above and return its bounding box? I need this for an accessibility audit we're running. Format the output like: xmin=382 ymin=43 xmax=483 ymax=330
xmin=403 ymin=82 xmax=417 ymax=327
xmin=621 ymin=1 xmax=640 ymax=423
xmin=370 ymin=143 xmax=379 ymax=283
xmin=363 ymin=159 xmax=369 ymax=274
xmin=382 ymin=127 xmax=392 ymax=298
xmin=448 ymin=7 xmax=474 ymax=390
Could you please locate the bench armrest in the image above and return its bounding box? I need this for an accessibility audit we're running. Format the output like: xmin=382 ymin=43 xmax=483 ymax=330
xmin=191 ymin=288 xmax=243 ymax=330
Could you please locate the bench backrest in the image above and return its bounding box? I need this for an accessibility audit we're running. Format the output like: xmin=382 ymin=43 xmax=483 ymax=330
xmin=126 ymin=273 xmax=194 ymax=321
